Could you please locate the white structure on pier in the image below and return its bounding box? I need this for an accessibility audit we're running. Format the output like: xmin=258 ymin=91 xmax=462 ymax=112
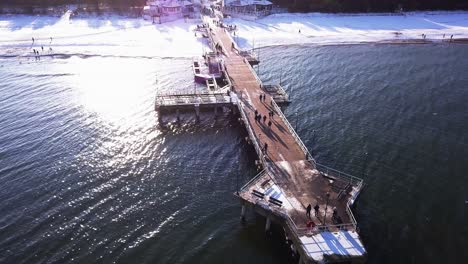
xmin=223 ymin=0 xmax=273 ymax=19
xmin=143 ymin=0 xmax=195 ymax=23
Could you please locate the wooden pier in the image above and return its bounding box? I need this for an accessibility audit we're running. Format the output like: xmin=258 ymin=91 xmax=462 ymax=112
xmin=155 ymin=17 xmax=366 ymax=263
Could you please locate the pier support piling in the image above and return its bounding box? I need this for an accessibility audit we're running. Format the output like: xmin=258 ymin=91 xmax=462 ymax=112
xmin=298 ymin=254 xmax=303 ymax=264
xmin=195 ymin=104 xmax=200 ymax=121
xmin=240 ymin=204 xmax=246 ymax=221
xmin=265 ymin=216 xmax=271 ymax=232
xmin=176 ymin=109 xmax=180 ymax=122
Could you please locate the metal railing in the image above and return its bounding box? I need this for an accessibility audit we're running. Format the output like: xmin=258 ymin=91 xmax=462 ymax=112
xmin=155 ymin=93 xmax=231 ymax=106
xmin=239 ymin=169 xmax=267 ymax=193
xmin=238 ymin=102 xmax=267 ymax=165
xmin=270 ymin=99 xmax=316 ymax=165
xmin=315 ymin=163 xmax=363 ymax=186
xmin=245 ymin=59 xmax=263 ymax=85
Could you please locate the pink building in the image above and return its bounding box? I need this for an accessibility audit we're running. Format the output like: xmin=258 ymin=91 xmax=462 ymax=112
xmin=143 ymin=0 xmax=195 ymax=23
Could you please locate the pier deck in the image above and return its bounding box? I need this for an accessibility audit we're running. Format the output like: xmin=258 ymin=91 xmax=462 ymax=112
xmin=206 ymin=18 xmax=366 ymax=263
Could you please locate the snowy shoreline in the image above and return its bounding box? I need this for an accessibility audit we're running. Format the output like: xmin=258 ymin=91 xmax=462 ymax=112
xmin=1 ymin=11 xmax=467 ymax=58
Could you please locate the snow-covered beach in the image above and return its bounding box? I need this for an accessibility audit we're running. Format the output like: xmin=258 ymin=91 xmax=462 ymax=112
xmin=1 ymin=11 xmax=468 ymax=58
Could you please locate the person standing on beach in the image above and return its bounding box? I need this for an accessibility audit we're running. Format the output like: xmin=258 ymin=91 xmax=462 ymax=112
xmin=32 ymin=37 xmax=34 ymax=44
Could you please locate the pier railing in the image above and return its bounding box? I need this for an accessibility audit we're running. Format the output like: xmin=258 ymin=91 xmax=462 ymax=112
xmin=246 ymin=59 xmax=263 ymax=85
xmin=239 ymin=169 xmax=267 ymax=193
xmin=238 ymin=101 xmax=268 ymax=165
xmin=315 ymin=163 xmax=363 ymax=187
xmin=270 ymin=99 xmax=315 ymax=164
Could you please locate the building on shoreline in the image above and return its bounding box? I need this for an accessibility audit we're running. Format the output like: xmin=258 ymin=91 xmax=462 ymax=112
xmin=222 ymin=0 xmax=273 ymax=19
xmin=143 ymin=0 xmax=195 ymax=23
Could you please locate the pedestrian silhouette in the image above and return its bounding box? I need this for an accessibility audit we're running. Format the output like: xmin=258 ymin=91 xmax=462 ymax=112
xmin=306 ymin=204 xmax=312 ymax=218
xmin=314 ymin=204 xmax=320 ymax=217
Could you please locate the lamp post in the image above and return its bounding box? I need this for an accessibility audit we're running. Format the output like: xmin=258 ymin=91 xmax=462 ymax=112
xmin=323 ymin=192 xmax=330 ymax=225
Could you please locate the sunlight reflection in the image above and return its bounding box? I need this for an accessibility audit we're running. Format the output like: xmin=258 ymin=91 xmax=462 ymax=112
xmin=72 ymin=57 xmax=149 ymax=123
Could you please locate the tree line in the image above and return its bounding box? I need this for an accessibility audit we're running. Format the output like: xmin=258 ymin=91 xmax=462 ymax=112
xmin=1 ymin=0 xmax=467 ymax=13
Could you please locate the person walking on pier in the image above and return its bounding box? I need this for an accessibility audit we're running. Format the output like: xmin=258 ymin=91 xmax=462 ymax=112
xmin=314 ymin=204 xmax=320 ymax=217
xmin=268 ymin=120 xmax=272 ymax=128
xmin=263 ymin=142 xmax=268 ymax=153
xmin=306 ymin=204 xmax=312 ymax=218
xmin=255 ymin=109 xmax=258 ymax=116
xmin=332 ymin=207 xmax=338 ymax=220
xmin=263 ymin=115 xmax=267 ymax=123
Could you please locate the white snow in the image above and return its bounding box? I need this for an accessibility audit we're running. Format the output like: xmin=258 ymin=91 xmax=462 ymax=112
xmin=0 ymin=12 xmax=205 ymax=58
xmin=300 ymin=230 xmax=366 ymax=262
xmin=228 ymin=12 xmax=468 ymax=48
xmin=1 ymin=11 xmax=467 ymax=58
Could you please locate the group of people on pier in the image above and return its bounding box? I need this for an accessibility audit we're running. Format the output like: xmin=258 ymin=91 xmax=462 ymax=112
xmin=253 ymin=93 xmax=278 ymax=155
xmin=306 ymin=202 xmax=344 ymax=227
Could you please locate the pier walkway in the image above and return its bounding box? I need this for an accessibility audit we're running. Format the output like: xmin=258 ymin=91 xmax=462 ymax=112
xmin=206 ymin=18 xmax=366 ymax=263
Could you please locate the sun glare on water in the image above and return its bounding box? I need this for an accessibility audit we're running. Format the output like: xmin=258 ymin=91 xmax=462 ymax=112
xmin=71 ymin=57 xmax=150 ymax=123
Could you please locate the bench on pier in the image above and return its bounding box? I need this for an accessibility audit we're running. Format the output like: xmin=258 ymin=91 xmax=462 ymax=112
xmin=269 ymin=196 xmax=283 ymax=207
xmin=252 ymin=189 xmax=265 ymax=199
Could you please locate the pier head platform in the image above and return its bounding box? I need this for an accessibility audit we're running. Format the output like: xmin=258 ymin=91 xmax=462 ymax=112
xmin=155 ymin=16 xmax=366 ymax=263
